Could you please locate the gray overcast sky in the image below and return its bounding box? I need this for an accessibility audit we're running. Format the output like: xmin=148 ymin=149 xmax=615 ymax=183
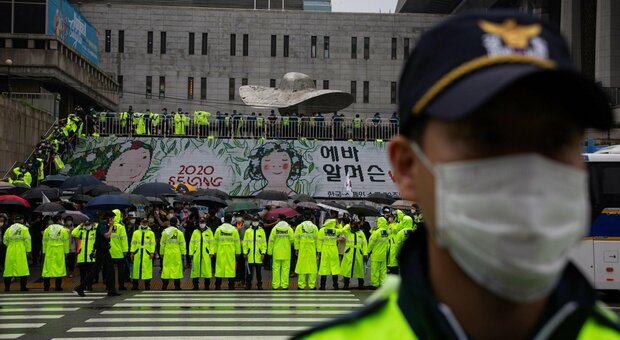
xmin=331 ymin=0 xmax=399 ymax=13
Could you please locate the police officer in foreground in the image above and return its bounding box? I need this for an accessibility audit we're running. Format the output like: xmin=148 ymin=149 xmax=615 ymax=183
xmin=297 ymin=11 xmax=620 ymax=339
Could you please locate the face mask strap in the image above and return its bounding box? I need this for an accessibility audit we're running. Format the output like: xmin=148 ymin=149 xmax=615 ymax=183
xmin=410 ymin=142 xmax=435 ymax=173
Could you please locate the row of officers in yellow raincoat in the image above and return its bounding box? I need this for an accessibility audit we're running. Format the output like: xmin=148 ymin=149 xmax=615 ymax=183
xmin=2 ymin=209 xmax=421 ymax=292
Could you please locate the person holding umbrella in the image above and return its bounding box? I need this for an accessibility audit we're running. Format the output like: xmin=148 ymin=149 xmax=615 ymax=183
xmin=131 ymin=218 xmax=156 ymax=291
xmin=42 ymin=215 xmax=70 ymax=291
xmin=340 ymin=219 xmax=368 ymax=290
xmin=74 ymin=211 xmax=119 ymax=297
xmin=317 ymin=218 xmax=344 ymax=290
xmin=71 ymin=220 xmax=96 ymax=291
xmin=160 ymin=217 xmax=186 ymax=290
xmin=110 ymin=209 xmax=129 ymax=291
xmin=3 ymin=215 xmax=31 ymax=292
xmin=214 ymin=219 xmax=241 ymax=290
xmin=190 ymin=217 xmax=214 ymax=290
xmin=243 ymin=215 xmax=266 ymax=290
xmin=294 ymin=214 xmax=319 ymax=290
xmin=267 ymin=214 xmax=294 ymax=290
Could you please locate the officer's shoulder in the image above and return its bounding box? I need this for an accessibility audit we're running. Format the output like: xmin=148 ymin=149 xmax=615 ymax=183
xmin=294 ymin=293 xmax=413 ymax=340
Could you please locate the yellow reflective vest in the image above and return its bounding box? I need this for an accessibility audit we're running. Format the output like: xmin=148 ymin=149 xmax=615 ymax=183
xmin=72 ymin=225 xmax=96 ymax=264
xmin=317 ymin=219 xmax=343 ymax=275
xmin=214 ymin=223 xmax=240 ymax=278
xmin=294 ymin=221 xmax=318 ymax=275
xmin=131 ymin=227 xmax=156 ymax=280
xmin=160 ymin=226 xmax=186 ymax=279
xmin=190 ymin=228 xmax=214 ymax=278
xmin=3 ymin=223 xmax=31 ymax=277
xmin=243 ymin=226 xmax=266 ymax=264
xmin=42 ymin=224 xmax=69 ymax=278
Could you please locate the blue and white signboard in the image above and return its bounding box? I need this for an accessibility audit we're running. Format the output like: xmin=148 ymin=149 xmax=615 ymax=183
xmin=48 ymin=0 xmax=99 ymax=65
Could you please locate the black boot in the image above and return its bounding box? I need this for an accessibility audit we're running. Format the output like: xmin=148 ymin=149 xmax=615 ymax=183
xmin=319 ymin=276 xmax=326 ymax=290
xmin=174 ymin=279 xmax=181 ymax=291
xmin=215 ymin=278 xmax=221 ymax=290
xmin=193 ymin=278 xmax=199 ymax=290
xmin=145 ymin=280 xmax=151 ymax=291
xmin=132 ymin=280 xmax=139 ymax=291
xmin=4 ymin=277 xmax=10 ymax=292
xmin=204 ymin=279 xmax=210 ymax=290
xmin=43 ymin=278 xmax=50 ymax=292
xmin=343 ymin=277 xmax=350 ymax=290
xmin=332 ymin=275 xmax=339 ymax=290
xmin=55 ymin=277 xmax=63 ymax=291
xmin=20 ymin=277 xmax=28 ymax=292
xmin=228 ymin=279 xmax=235 ymax=290
xmin=257 ymin=282 xmax=263 ymax=290
xmin=358 ymin=279 xmax=364 ymax=289
xmin=162 ymin=279 xmax=169 ymax=291
xmin=245 ymin=280 xmax=252 ymax=290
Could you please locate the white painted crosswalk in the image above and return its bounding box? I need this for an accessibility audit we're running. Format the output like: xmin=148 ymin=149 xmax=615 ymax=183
xmin=63 ymin=290 xmax=364 ymax=338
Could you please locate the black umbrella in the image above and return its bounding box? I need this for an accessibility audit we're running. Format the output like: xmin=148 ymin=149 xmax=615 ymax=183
xmin=146 ymin=196 xmax=168 ymax=206
xmin=0 ymin=195 xmax=31 ymax=213
xmin=292 ymin=194 xmax=316 ymax=203
xmin=132 ymin=183 xmax=177 ymax=197
xmin=39 ymin=174 xmax=68 ymax=188
xmin=118 ymin=193 xmax=151 ymax=206
xmin=6 ymin=183 xmax=30 ymax=196
xmin=60 ymin=211 xmax=90 ymax=224
xmin=86 ymin=184 xmax=122 ymax=197
xmin=347 ymin=204 xmax=380 ymax=217
xmin=60 ymin=175 xmax=102 ymax=190
xmin=189 ymin=188 xmax=231 ymax=201
xmin=255 ymin=190 xmax=289 ymax=201
xmin=366 ymin=193 xmax=398 ymax=205
xmin=69 ymin=194 xmax=93 ymax=203
xmin=225 ymin=201 xmax=261 ymax=213
xmin=192 ymin=195 xmax=228 ymax=208
xmin=22 ymin=187 xmax=61 ymax=201
xmin=321 ymin=201 xmax=347 ymax=210
xmin=34 ymin=202 xmax=66 ymax=214
xmin=85 ymin=194 xmax=134 ymax=211
xmin=174 ymin=195 xmax=195 ymax=204
xmin=295 ymin=201 xmax=321 ymax=210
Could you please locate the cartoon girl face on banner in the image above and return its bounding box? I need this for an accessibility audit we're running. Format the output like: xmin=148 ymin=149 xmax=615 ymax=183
xmin=245 ymin=142 xmax=304 ymax=195
xmin=69 ymin=140 xmax=153 ymax=191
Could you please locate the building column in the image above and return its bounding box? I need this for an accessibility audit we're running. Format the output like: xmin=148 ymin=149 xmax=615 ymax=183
xmin=595 ymin=0 xmax=620 ymax=88
xmin=560 ymin=0 xmax=581 ymax=70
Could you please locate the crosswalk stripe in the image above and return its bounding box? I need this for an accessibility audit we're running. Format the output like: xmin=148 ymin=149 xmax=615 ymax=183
xmin=142 ymin=290 xmax=352 ymax=294
xmin=86 ymin=317 xmax=327 ymax=323
xmin=0 ymin=301 xmax=95 ymax=306
xmin=101 ymin=309 xmax=351 ymax=315
xmin=0 ymin=323 xmax=46 ymax=329
xmin=114 ymin=302 xmax=363 ymax=307
xmin=53 ymin=336 xmax=288 ymax=340
xmin=126 ymin=297 xmax=359 ymax=302
xmin=0 ymin=315 xmax=64 ymax=320
xmin=0 ymin=293 xmax=107 ymax=297
xmin=0 ymin=307 xmax=79 ymax=313
xmin=0 ymin=334 xmax=25 ymax=339
xmin=137 ymin=293 xmax=355 ymax=298
xmin=68 ymin=326 xmax=308 ymax=332
xmin=0 ymin=296 xmax=104 ymax=301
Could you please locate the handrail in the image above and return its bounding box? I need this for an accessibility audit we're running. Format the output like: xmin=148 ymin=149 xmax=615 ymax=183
xmin=3 ymin=119 xmax=59 ymax=180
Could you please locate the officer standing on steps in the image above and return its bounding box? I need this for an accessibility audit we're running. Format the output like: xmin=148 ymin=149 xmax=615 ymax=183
xmin=190 ymin=217 xmax=214 ymax=290
xmin=42 ymin=215 xmax=69 ymax=291
xmin=367 ymin=217 xmax=389 ymax=289
xmin=317 ymin=218 xmax=343 ymax=290
xmin=72 ymin=221 xmax=96 ymax=291
xmin=130 ymin=218 xmax=156 ymax=291
xmin=298 ymin=11 xmax=620 ymax=339
xmin=243 ymin=215 xmax=266 ymax=290
xmin=268 ymin=215 xmax=294 ymax=290
xmin=214 ymin=221 xmax=240 ymax=290
xmin=340 ymin=219 xmax=367 ymax=290
xmin=294 ymin=216 xmax=319 ymax=290
xmin=3 ymin=215 xmax=31 ymax=292
xmin=160 ymin=217 xmax=186 ymax=290
xmin=75 ymin=212 xmax=119 ymax=297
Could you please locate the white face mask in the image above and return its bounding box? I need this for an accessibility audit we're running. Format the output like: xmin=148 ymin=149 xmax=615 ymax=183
xmin=167 ymin=214 xmax=175 ymax=219
xmin=129 ymin=219 xmax=136 ymax=224
xmin=148 ymin=218 xmax=155 ymax=223
xmin=199 ymin=223 xmax=207 ymax=229
xmin=411 ymin=143 xmax=589 ymax=302
xmin=84 ymin=225 xmax=92 ymax=231
xmin=141 ymin=224 xmax=148 ymax=229
xmin=252 ymin=221 xmax=259 ymax=227
xmin=236 ymin=217 xmax=243 ymax=222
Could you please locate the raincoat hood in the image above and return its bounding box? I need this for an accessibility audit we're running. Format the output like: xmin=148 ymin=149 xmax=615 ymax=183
xmin=219 ymin=223 xmax=235 ymax=232
xmin=113 ymin=209 xmax=122 ymax=224
xmin=301 ymin=221 xmax=317 ymax=233
xmin=275 ymin=221 xmax=291 ymax=231
xmin=401 ymin=215 xmax=413 ymax=230
xmin=323 ymin=219 xmax=338 ymax=229
xmin=377 ymin=217 xmax=388 ymax=229
xmin=397 ymin=209 xmax=404 ymax=223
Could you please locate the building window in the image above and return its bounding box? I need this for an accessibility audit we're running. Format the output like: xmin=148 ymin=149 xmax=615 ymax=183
xmin=243 ymin=34 xmax=249 ymax=56
xmin=324 ymin=36 xmax=330 ymax=59
xmin=147 ymin=31 xmax=153 ymax=54
xmin=242 ymin=78 xmax=248 ymax=86
xmin=311 ymin=36 xmax=317 ymax=58
xmin=200 ymin=77 xmax=207 ymax=100
xmin=283 ymin=35 xmax=289 ymax=57
xmin=201 ymin=33 xmax=208 ymax=55
xmin=118 ymin=30 xmax=124 ymax=53
xmin=364 ymin=37 xmax=370 ymax=60
xmin=391 ymin=82 xmax=398 ymax=104
xmin=313 ymin=79 xmax=316 ymax=87
xmin=363 ymin=81 xmax=369 ymax=103
xmin=160 ymin=32 xmax=167 ymax=54
xmin=189 ymin=33 xmax=195 ymax=55
xmin=187 ymin=77 xmax=194 ymax=100
xmin=270 ymin=79 xmax=276 ymax=88
xmin=391 ymin=38 xmax=397 ymax=60
xmin=351 ymin=81 xmax=357 ymax=103
xmin=118 ymin=75 xmax=123 ymax=98
xmin=146 ymin=76 xmax=152 ymax=98
xmin=351 ymin=37 xmax=357 ymax=59
xmin=271 ymin=35 xmax=277 ymax=57
xmin=404 ymin=38 xmax=410 ymax=60
xmin=105 ymin=30 xmax=111 ymax=52
xmin=230 ymin=34 xmax=236 ymax=56
xmin=159 ymin=76 xmax=165 ymax=99
xmin=229 ymin=78 xmax=235 ymax=100
xmin=323 ymin=80 xmax=329 ymax=90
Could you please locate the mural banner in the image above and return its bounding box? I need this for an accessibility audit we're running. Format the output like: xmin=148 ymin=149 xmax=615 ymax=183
xmin=67 ymin=137 xmax=398 ymax=198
